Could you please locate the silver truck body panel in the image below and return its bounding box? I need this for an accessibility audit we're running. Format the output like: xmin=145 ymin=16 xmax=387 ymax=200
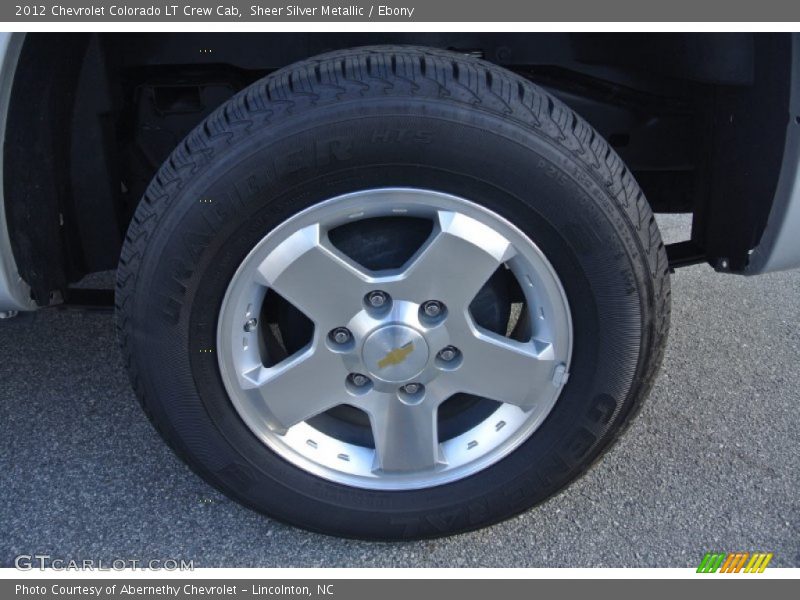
xmin=746 ymin=34 xmax=800 ymax=274
xmin=0 ymin=32 xmax=34 ymax=312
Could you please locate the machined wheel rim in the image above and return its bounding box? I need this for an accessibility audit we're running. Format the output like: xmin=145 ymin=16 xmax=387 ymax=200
xmin=217 ymin=188 xmax=573 ymax=490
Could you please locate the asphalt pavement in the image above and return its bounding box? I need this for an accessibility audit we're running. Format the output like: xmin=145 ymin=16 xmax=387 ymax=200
xmin=1 ymin=215 xmax=798 ymax=567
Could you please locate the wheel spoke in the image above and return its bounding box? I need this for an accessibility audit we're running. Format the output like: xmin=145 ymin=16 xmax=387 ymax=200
xmin=366 ymin=399 xmax=441 ymax=473
xmin=449 ymin=327 xmax=559 ymax=409
xmin=392 ymin=211 xmax=516 ymax=309
xmin=255 ymin=223 xmax=371 ymax=326
xmin=243 ymin=341 xmax=349 ymax=432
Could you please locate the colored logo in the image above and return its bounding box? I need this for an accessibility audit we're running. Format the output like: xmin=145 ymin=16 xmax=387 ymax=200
xmin=377 ymin=342 xmax=415 ymax=369
xmin=697 ymin=552 xmax=773 ymax=573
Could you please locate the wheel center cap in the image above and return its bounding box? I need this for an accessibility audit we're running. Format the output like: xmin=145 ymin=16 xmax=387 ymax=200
xmin=362 ymin=325 xmax=429 ymax=383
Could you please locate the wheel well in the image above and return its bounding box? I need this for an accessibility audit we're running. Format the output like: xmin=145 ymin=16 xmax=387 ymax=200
xmin=3 ymin=33 xmax=791 ymax=305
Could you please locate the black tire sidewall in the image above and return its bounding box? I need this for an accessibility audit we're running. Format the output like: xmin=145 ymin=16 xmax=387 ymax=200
xmin=129 ymin=99 xmax=650 ymax=539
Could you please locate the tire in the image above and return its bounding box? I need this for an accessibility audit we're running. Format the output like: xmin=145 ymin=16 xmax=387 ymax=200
xmin=116 ymin=45 xmax=670 ymax=539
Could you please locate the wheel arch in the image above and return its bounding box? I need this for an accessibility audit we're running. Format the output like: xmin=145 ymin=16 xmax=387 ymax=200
xmin=1 ymin=33 xmax=796 ymax=312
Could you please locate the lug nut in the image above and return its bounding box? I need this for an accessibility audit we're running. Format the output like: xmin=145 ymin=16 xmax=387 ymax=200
xmin=438 ymin=346 xmax=459 ymax=362
xmin=330 ymin=327 xmax=352 ymax=345
xmin=402 ymin=383 xmax=421 ymax=395
xmin=243 ymin=318 xmax=258 ymax=332
xmin=367 ymin=290 xmax=389 ymax=308
xmin=350 ymin=373 xmax=370 ymax=387
xmin=422 ymin=300 xmax=444 ymax=318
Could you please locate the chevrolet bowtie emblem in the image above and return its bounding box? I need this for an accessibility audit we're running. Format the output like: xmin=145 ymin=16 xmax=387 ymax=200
xmin=377 ymin=342 xmax=415 ymax=369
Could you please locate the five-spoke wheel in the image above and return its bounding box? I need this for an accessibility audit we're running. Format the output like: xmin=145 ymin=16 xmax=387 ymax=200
xmin=217 ymin=189 xmax=572 ymax=490
xmin=118 ymin=46 xmax=669 ymax=538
